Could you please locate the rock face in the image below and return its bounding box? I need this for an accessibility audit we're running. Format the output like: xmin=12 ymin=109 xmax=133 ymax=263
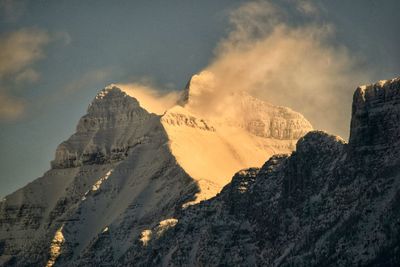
xmin=235 ymin=91 xmax=313 ymax=140
xmin=0 ymin=78 xmax=312 ymax=266
xmin=51 ymin=85 xmax=153 ymax=168
xmin=120 ymin=78 xmax=400 ymax=266
xmin=350 ymin=77 xmax=400 ymax=149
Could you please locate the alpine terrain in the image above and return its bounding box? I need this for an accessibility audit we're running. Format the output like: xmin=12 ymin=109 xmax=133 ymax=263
xmin=0 ymin=73 xmax=312 ymax=266
xmin=121 ymin=77 xmax=400 ymax=266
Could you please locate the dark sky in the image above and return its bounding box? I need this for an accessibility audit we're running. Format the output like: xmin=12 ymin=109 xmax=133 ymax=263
xmin=0 ymin=0 xmax=399 ymax=198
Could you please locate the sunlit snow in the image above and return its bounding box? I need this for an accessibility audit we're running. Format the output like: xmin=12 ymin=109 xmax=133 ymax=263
xmin=45 ymin=225 xmax=65 ymax=267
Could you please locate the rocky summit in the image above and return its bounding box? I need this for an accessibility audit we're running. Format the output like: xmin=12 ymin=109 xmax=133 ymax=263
xmin=0 ymin=77 xmax=312 ymax=266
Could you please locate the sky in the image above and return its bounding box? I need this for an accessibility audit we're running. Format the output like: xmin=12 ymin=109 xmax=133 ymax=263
xmin=0 ymin=0 xmax=399 ymax=198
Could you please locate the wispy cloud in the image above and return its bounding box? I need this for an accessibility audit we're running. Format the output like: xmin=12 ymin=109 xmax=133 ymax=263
xmin=15 ymin=68 xmax=40 ymax=84
xmin=293 ymin=0 xmax=319 ymax=16
xmin=185 ymin=0 xmax=369 ymax=138
xmin=0 ymin=28 xmax=50 ymax=120
xmin=0 ymin=91 xmax=25 ymax=120
xmin=0 ymin=28 xmax=49 ymax=77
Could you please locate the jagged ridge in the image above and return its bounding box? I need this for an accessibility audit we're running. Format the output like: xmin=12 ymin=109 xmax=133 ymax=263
xmin=120 ymin=77 xmax=400 ymax=266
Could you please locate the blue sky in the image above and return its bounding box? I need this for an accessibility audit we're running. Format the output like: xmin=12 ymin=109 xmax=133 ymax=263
xmin=0 ymin=0 xmax=399 ymax=197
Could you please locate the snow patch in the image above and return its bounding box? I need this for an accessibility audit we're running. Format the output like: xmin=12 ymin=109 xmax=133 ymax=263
xmin=92 ymin=169 xmax=113 ymax=191
xmin=45 ymin=225 xmax=65 ymax=267
xmin=95 ymin=84 xmax=126 ymax=100
xmin=140 ymin=230 xmax=152 ymax=246
xmin=377 ymin=80 xmax=388 ymax=86
xmin=359 ymin=77 xmax=400 ymax=92
xmin=156 ymin=218 xmax=178 ymax=237
xmin=81 ymin=170 xmax=113 ymax=201
xmin=139 ymin=219 xmax=178 ymax=246
xmin=81 ymin=190 xmax=89 ymax=201
xmin=238 ymin=181 xmax=250 ymax=193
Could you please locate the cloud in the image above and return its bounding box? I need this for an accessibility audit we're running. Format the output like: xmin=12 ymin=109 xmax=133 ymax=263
xmin=185 ymin=0 xmax=369 ymax=138
xmin=53 ymin=31 xmax=72 ymax=46
xmin=294 ymin=0 xmax=319 ymax=16
xmin=0 ymin=28 xmax=50 ymax=120
xmin=0 ymin=28 xmax=50 ymax=77
xmin=0 ymin=91 xmax=25 ymax=120
xmin=116 ymin=82 xmax=181 ymax=115
xmin=15 ymin=68 xmax=40 ymax=83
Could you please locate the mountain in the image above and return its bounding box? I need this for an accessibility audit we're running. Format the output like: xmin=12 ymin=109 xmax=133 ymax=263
xmin=120 ymin=77 xmax=400 ymax=266
xmin=0 ymin=78 xmax=312 ymax=266
xmin=162 ymin=73 xmax=312 ymax=203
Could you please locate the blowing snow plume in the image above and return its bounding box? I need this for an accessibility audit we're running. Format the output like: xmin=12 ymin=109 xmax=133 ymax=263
xmin=115 ymin=82 xmax=181 ymax=115
xmin=186 ymin=0 xmax=370 ymax=139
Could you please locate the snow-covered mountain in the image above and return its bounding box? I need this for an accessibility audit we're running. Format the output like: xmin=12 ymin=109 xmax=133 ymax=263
xmin=162 ymin=74 xmax=312 ymax=203
xmin=120 ymin=77 xmax=400 ymax=266
xmin=0 ymin=76 xmax=312 ymax=266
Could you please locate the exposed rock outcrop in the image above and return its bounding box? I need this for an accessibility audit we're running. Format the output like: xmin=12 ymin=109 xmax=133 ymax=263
xmin=350 ymin=77 xmax=400 ymax=150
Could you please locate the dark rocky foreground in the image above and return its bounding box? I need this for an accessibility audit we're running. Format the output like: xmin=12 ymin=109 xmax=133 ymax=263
xmin=121 ymin=78 xmax=400 ymax=266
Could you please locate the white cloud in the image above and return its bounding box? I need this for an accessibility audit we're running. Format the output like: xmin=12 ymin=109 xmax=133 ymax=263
xmin=0 ymin=28 xmax=50 ymax=120
xmin=0 ymin=28 xmax=49 ymax=77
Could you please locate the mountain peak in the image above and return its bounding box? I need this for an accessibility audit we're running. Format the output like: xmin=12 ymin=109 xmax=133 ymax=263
xmin=350 ymin=76 xmax=400 ymax=149
xmin=95 ymin=84 xmax=128 ymax=100
xmin=358 ymin=77 xmax=400 ymax=93
xmin=51 ymin=84 xmax=152 ymax=169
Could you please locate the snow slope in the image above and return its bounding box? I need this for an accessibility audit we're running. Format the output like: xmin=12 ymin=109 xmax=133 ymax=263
xmin=161 ymin=105 xmax=306 ymax=203
xmin=161 ymin=76 xmax=312 ymax=203
xmin=0 ymin=80 xmax=312 ymax=266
